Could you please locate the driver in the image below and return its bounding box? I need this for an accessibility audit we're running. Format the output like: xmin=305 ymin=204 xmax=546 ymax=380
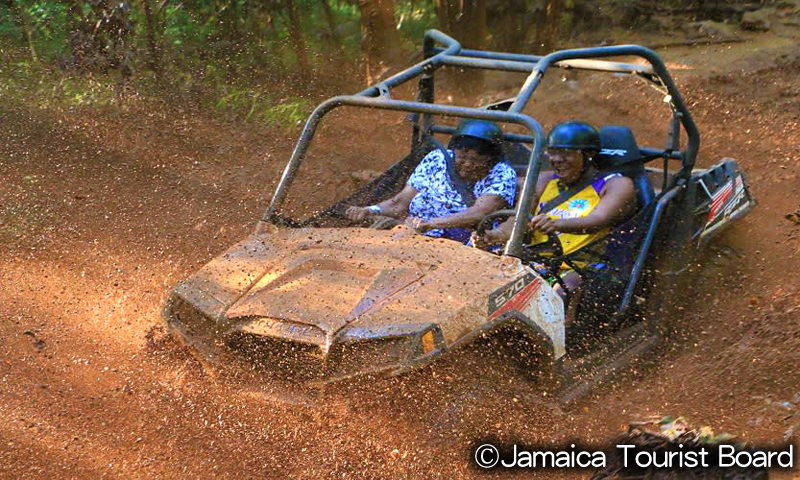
xmin=345 ymin=119 xmax=517 ymax=243
xmin=473 ymin=121 xmax=636 ymax=296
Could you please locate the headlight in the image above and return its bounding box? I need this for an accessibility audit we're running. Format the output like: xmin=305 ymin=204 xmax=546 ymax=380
xmin=325 ymin=324 xmax=444 ymax=378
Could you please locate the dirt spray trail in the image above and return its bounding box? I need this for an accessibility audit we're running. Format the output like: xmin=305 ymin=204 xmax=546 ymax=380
xmin=1 ymin=37 xmax=800 ymax=478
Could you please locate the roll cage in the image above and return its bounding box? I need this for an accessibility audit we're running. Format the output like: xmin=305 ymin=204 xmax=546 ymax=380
xmin=261 ymin=29 xmax=701 ymax=317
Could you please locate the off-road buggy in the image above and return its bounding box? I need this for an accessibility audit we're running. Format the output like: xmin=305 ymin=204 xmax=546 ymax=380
xmin=163 ymin=30 xmax=754 ymax=399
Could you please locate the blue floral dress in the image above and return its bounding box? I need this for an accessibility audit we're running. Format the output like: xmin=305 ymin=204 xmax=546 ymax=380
xmin=406 ymin=149 xmax=517 ymax=242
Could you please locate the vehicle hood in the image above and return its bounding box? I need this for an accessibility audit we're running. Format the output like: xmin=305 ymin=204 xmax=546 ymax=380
xmin=174 ymin=225 xmax=528 ymax=344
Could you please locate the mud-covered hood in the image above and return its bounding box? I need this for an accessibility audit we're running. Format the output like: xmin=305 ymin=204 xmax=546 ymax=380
xmin=225 ymin=247 xmax=429 ymax=335
xmin=176 ymin=225 xmax=529 ymax=344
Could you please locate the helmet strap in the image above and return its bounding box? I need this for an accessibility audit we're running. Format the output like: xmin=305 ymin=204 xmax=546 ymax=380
xmin=580 ymin=150 xmax=590 ymax=174
xmin=581 ymin=149 xmax=599 ymax=171
xmin=578 ymin=150 xmax=600 ymax=183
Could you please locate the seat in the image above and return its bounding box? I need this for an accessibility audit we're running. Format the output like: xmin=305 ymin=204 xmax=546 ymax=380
xmin=558 ymin=127 xmax=659 ymax=322
xmin=595 ymin=125 xmax=656 ymax=207
xmin=502 ymin=141 xmax=534 ymax=186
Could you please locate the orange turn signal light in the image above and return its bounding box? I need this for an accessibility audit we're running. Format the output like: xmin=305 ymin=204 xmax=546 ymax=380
xmin=421 ymin=330 xmax=435 ymax=354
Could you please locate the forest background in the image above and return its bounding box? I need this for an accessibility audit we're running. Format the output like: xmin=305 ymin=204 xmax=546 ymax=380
xmin=0 ymin=0 xmax=769 ymax=128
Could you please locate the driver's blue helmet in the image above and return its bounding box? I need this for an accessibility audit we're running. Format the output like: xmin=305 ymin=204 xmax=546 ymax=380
xmin=452 ymin=119 xmax=503 ymax=145
xmin=547 ymin=121 xmax=601 ymax=151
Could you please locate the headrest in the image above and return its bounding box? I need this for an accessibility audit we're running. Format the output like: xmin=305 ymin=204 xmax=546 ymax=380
xmin=595 ymin=125 xmax=642 ymax=169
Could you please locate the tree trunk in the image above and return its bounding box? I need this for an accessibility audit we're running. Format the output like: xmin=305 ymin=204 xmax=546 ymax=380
xmin=283 ymin=0 xmax=311 ymax=83
xmin=533 ymin=0 xmax=566 ymax=53
xmin=435 ymin=0 xmax=486 ymax=90
xmin=139 ymin=0 xmax=161 ymax=78
xmin=261 ymin=11 xmax=286 ymax=74
xmin=63 ymin=0 xmax=84 ymax=37
xmin=435 ymin=0 xmax=486 ymax=49
xmin=487 ymin=0 xmax=527 ymax=52
xmin=465 ymin=0 xmax=487 ymax=51
xmin=356 ymin=0 xmax=403 ymax=85
xmin=320 ymin=0 xmax=344 ymax=59
xmin=2 ymin=0 xmax=39 ymax=62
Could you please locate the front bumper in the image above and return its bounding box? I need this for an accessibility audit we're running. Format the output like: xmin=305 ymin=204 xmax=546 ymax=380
xmin=164 ymin=293 xmax=446 ymax=382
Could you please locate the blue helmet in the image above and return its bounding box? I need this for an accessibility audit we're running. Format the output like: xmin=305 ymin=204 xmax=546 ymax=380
xmin=547 ymin=121 xmax=601 ymax=151
xmin=452 ymin=119 xmax=503 ymax=145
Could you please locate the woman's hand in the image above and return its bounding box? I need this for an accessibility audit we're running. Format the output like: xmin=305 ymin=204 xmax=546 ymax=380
xmin=528 ymin=214 xmax=558 ymax=234
xmin=345 ymin=206 xmax=373 ymax=222
xmin=404 ymin=216 xmax=430 ymax=233
xmin=471 ymin=228 xmax=508 ymax=249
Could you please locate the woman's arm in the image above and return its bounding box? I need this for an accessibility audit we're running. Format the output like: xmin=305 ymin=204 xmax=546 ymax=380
xmin=348 ymin=149 xmax=446 ymax=222
xmin=529 ymin=175 xmax=636 ymax=234
xmin=471 ymin=171 xmax=553 ymax=246
xmin=418 ymin=194 xmax=507 ymax=231
xmin=375 ymin=184 xmax=418 ymax=217
xmin=346 ymin=184 xmax=418 ymax=222
xmin=471 ymin=214 xmax=514 ymax=247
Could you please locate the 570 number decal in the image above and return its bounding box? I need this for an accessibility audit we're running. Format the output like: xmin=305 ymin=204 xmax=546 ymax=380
xmin=487 ymin=273 xmax=542 ymax=321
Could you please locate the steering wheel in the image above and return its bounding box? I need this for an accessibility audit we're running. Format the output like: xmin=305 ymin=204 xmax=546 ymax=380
xmin=475 ymin=209 xmax=515 ymax=237
xmin=475 ymin=210 xmax=568 ymax=286
xmin=368 ymin=215 xmax=400 ymax=230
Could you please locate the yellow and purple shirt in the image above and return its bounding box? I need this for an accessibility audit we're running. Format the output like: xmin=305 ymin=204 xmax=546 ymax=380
xmin=531 ymin=173 xmax=622 ymax=256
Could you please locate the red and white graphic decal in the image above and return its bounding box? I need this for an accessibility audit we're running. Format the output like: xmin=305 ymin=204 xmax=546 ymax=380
xmin=488 ymin=274 xmax=543 ymax=321
xmin=707 ymin=177 xmax=744 ymax=223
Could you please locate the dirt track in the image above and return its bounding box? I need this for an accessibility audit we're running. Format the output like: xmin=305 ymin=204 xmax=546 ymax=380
xmin=2 ymin=34 xmax=800 ymax=478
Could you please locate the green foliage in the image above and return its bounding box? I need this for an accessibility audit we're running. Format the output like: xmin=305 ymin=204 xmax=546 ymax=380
xmin=25 ymin=1 xmax=68 ymax=42
xmin=1 ymin=0 xmax=438 ymax=74
xmin=259 ymin=96 xmax=313 ymax=128
xmin=0 ymin=59 xmax=116 ymax=108
xmin=0 ymin=0 xmax=433 ymax=132
xmin=0 ymin=5 xmax=17 ymax=38
xmin=55 ymin=77 xmax=116 ymax=107
xmin=0 ymin=1 xmax=69 ymax=57
xmin=215 ymin=87 xmax=271 ymax=121
xmin=214 ymin=85 xmax=312 ymax=129
xmin=395 ymin=0 xmax=438 ymax=50
xmin=162 ymin=3 xmax=218 ymax=49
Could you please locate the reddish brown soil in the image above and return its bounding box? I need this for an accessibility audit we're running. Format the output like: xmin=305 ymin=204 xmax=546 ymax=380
xmin=1 ymin=35 xmax=799 ymax=478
